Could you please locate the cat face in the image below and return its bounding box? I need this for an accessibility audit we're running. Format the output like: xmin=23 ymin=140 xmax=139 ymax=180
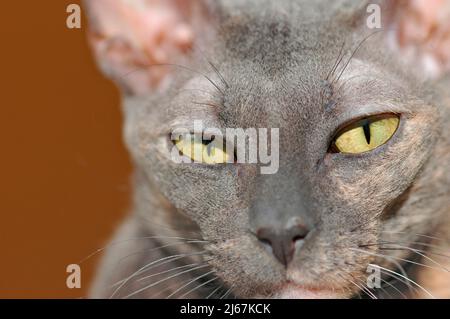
xmin=86 ymin=0 xmax=450 ymax=298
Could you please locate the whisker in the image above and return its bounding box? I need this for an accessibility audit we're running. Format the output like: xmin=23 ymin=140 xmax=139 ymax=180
xmin=192 ymin=101 xmax=222 ymax=108
xmin=116 ymin=240 xmax=206 ymax=267
xmin=124 ymin=63 xmax=225 ymax=96
xmin=326 ymin=40 xmax=346 ymax=81
xmin=369 ymin=264 xmax=435 ymax=299
xmin=351 ymin=248 xmax=447 ymax=273
xmin=207 ymin=60 xmax=229 ymax=89
xmin=220 ymin=286 xmax=234 ymax=299
xmin=194 ymin=44 xmax=230 ymax=89
xmin=136 ymin=261 xmax=206 ymax=283
xmin=380 ymin=231 xmax=449 ymax=243
xmin=334 ymin=30 xmax=384 ymax=84
xmin=79 ymin=236 xmax=208 ymax=265
xmin=355 ymin=277 xmax=380 ymax=299
xmin=352 ymin=247 xmax=414 ymax=293
xmin=377 ymin=269 xmax=421 ymax=297
xmin=149 ymin=275 xmax=201 ymax=299
xmin=166 ymin=271 xmax=217 ymax=299
xmin=380 ymin=278 xmax=407 ymax=299
xmin=359 ymin=242 xmax=445 ymax=257
xmin=380 ymin=240 xmax=450 ymax=255
xmin=377 ymin=243 xmax=450 ymax=272
xmin=137 ymin=214 xmax=203 ymax=236
xmin=379 ymin=246 xmax=450 ymax=260
xmin=179 ymin=276 xmax=219 ymax=299
xmin=110 ymin=251 xmax=207 ymax=298
xmin=206 ymin=285 xmax=223 ymax=299
xmin=123 ymin=264 xmax=211 ymax=299
xmin=338 ymin=273 xmax=376 ymax=299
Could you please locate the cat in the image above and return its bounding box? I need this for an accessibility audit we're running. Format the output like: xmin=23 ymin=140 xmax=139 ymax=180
xmin=84 ymin=0 xmax=450 ymax=299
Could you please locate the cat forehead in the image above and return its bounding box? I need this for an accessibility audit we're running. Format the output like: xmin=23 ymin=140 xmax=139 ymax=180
xmin=214 ymin=0 xmax=356 ymax=22
xmin=210 ymin=1 xmax=357 ymax=87
xmin=215 ymin=3 xmax=348 ymax=55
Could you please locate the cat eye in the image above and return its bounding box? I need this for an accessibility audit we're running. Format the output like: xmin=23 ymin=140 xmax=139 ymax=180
xmin=331 ymin=114 xmax=400 ymax=154
xmin=173 ymin=134 xmax=233 ymax=164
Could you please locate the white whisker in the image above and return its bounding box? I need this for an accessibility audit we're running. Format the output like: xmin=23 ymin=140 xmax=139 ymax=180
xmin=220 ymin=286 xmax=234 ymax=299
xmin=206 ymin=285 xmax=223 ymax=299
xmin=110 ymin=251 xmax=207 ymax=297
xmin=123 ymin=264 xmax=210 ymax=299
xmin=180 ymin=276 xmax=219 ymax=299
xmin=369 ymin=264 xmax=435 ymax=299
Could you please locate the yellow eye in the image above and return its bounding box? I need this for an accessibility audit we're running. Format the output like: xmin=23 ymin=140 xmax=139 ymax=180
xmin=332 ymin=115 xmax=399 ymax=154
xmin=174 ymin=135 xmax=233 ymax=164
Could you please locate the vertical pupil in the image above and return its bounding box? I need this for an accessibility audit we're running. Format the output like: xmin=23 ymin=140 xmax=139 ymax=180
xmin=206 ymin=143 xmax=212 ymax=156
xmin=362 ymin=120 xmax=371 ymax=144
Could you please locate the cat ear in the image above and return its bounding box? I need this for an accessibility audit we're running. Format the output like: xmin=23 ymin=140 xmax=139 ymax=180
xmin=385 ymin=0 xmax=450 ymax=78
xmin=84 ymin=0 xmax=210 ymax=95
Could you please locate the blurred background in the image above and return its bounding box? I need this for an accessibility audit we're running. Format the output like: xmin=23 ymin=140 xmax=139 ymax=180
xmin=0 ymin=1 xmax=131 ymax=298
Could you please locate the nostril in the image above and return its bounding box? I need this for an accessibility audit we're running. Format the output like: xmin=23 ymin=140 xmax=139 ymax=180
xmin=258 ymin=237 xmax=272 ymax=247
xmin=293 ymin=235 xmax=305 ymax=242
xmin=256 ymin=228 xmax=273 ymax=245
xmin=255 ymin=224 xmax=310 ymax=267
xmin=289 ymin=224 xmax=310 ymax=242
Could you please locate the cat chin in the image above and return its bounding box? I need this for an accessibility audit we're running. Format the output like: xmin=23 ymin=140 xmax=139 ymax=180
xmin=270 ymin=286 xmax=344 ymax=299
xmin=254 ymin=284 xmax=345 ymax=299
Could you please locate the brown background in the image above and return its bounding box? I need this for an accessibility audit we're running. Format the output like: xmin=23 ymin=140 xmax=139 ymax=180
xmin=0 ymin=1 xmax=131 ymax=298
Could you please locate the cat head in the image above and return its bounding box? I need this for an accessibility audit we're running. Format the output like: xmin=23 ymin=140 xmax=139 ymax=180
xmin=85 ymin=0 xmax=450 ymax=298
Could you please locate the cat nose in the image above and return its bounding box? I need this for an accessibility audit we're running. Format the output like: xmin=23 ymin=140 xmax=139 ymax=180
xmin=256 ymin=225 xmax=309 ymax=267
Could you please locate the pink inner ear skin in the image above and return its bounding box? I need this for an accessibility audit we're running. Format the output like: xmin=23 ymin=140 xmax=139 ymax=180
xmin=86 ymin=0 xmax=196 ymax=94
xmin=91 ymin=0 xmax=194 ymax=63
xmin=395 ymin=0 xmax=450 ymax=77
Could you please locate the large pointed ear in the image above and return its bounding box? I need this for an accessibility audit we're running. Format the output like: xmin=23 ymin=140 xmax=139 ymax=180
xmin=83 ymin=0 xmax=211 ymax=95
xmin=385 ymin=0 xmax=450 ymax=78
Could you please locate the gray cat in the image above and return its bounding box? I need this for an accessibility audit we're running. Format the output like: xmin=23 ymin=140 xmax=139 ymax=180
xmin=84 ymin=0 xmax=450 ymax=298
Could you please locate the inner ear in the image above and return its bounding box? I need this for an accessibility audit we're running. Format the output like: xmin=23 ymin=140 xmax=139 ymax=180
xmin=340 ymin=0 xmax=450 ymax=79
xmin=386 ymin=0 xmax=450 ymax=78
xmin=84 ymin=0 xmax=212 ymax=95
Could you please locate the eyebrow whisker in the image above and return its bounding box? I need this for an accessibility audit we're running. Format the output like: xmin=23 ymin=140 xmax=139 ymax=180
xmin=333 ymin=30 xmax=384 ymax=84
